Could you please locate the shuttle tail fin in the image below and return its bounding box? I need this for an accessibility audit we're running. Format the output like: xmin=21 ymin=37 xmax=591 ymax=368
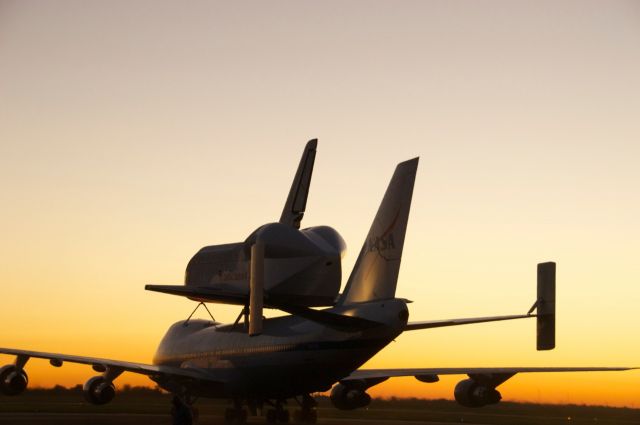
xmin=279 ymin=139 xmax=317 ymax=229
xmin=338 ymin=158 xmax=418 ymax=305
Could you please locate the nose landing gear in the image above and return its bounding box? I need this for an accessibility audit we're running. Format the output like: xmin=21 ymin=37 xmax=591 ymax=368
xmin=224 ymin=398 xmax=248 ymax=424
xmin=221 ymin=394 xmax=318 ymax=424
xmin=265 ymin=399 xmax=289 ymax=423
xmin=171 ymin=395 xmax=197 ymax=425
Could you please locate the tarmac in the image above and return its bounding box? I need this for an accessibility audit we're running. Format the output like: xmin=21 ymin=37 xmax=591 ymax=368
xmin=0 ymin=412 xmax=484 ymax=425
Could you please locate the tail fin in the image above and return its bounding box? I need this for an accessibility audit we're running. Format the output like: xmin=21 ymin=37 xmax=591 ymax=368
xmin=279 ymin=139 xmax=317 ymax=229
xmin=339 ymin=158 xmax=419 ymax=305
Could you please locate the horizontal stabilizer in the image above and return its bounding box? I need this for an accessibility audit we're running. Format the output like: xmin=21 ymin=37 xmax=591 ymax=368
xmin=404 ymin=314 xmax=535 ymax=331
xmin=277 ymin=305 xmax=383 ymax=332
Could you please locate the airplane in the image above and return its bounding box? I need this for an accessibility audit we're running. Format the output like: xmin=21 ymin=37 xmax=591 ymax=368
xmin=0 ymin=139 xmax=635 ymax=424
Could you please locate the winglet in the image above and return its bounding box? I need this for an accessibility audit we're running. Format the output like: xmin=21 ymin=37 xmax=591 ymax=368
xmin=279 ymin=139 xmax=317 ymax=229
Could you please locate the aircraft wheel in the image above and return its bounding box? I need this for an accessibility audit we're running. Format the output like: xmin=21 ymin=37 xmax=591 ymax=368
xmin=266 ymin=408 xmax=277 ymax=423
xmin=294 ymin=408 xmax=317 ymax=424
xmin=224 ymin=407 xmax=235 ymax=423
xmin=171 ymin=396 xmax=194 ymax=425
xmin=276 ymin=408 xmax=290 ymax=423
xmin=0 ymin=365 xmax=28 ymax=396
xmin=225 ymin=407 xmax=248 ymax=424
xmin=304 ymin=409 xmax=317 ymax=424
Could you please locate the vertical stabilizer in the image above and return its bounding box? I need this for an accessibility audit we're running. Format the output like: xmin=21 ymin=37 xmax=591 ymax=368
xmin=339 ymin=158 xmax=419 ymax=305
xmin=279 ymin=139 xmax=317 ymax=229
xmin=536 ymin=262 xmax=556 ymax=350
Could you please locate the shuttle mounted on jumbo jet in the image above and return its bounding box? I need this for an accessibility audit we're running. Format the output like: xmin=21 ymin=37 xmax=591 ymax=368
xmin=146 ymin=140 xmax=348 ymax=335
xmin=1 ymin=139 xmax=636 ymax=425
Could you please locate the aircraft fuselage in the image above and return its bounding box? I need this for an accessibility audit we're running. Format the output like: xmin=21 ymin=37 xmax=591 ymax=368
xmin=151 ymin=299 xmax=408 ymax=399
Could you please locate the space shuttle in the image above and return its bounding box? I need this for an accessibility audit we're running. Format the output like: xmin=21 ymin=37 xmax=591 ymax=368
xmin=146 ymin=140 xmax=347 ymax=331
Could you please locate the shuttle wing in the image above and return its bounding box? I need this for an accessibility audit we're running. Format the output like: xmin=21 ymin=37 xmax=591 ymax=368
xmin=0 ymin=347 xmax=220 ymax=382
xmin=146 ymin=284 xmax=337 ymax=309
xmin=145 ymin=285 xmax=382 ymax=331
xmin=146 ymin=284 xmax=248 ymax=305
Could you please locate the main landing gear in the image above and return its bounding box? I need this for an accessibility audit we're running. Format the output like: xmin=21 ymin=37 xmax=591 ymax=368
xmin=171 ymin=395 xmax=198 ymax=425
xmin=265 ymin=395 xmax=317 ymax=424
xmin=224 ymin=398 xmax=248 ymax=424
xmin=223 ymin=394 xmax=318 ymax=424
xmin=264 ymin=401 xmax=289 ymax=423
xmin=292 ymin=394 xmax=318 ymax=424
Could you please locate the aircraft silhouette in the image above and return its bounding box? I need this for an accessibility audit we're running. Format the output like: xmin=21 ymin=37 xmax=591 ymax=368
xmin=1 ymin=140 xmax=634 ymax=424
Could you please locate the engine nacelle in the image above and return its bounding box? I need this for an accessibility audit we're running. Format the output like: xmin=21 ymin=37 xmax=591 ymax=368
xmin=330 ymin=383 xmax=372 ymax=410
xmin=0 ymin=365 xmax=28 ymax=396
xmin=83 ymin=376 xmax=116 ymax=405
xmin=454 ymin=379 xmax=502 ymax=408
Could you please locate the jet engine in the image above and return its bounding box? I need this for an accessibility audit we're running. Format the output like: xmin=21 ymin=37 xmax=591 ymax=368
xmin=83 ymin=376 xmax=116 ymax=405
xmin=330 ymin=383 xmax=372 ymax=410
xmin=454 ymin=378 xmax=502 ymax=408
xmin=0 ymin=365 xmax=28 ymax=396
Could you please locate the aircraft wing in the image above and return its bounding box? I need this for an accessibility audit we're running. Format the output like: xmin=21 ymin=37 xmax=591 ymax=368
xmin=0 ymin=347 xmax=216 ymax=381
xmin=343 ymin=366 xmax=636 ymax=385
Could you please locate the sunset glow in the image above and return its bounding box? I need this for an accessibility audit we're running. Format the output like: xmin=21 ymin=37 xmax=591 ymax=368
xmin=1 ymin=0 xmax=639 ymax=408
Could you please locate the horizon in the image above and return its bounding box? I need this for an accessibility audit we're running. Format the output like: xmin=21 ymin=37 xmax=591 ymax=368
xmin=15 ymin=384 xmax=640 ymax=410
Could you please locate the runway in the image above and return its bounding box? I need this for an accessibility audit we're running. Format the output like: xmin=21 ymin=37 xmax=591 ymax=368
xmin=2 ymin=394 xmax=639 ymax=425
xmin=2 ymin=411 xmax=639 ymax=425
xmin=0 ymin=412 xmax=459 ymax=425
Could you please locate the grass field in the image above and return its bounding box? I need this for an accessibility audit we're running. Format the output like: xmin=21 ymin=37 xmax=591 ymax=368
xmin=1 ymin=387 xmax=639 ymax=425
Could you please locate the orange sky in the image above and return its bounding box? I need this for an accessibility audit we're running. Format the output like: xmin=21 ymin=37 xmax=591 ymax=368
xmin=1 ymin=0 xmax=639 ymax=408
